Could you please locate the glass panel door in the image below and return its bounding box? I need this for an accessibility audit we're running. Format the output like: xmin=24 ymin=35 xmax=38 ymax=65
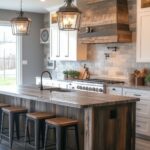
xmin=0 ymin=24 xmax=17 ymax=86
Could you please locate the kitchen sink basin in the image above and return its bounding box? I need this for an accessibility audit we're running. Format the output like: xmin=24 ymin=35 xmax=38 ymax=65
xmin=40 ymin=87 xmax=72 ymax=92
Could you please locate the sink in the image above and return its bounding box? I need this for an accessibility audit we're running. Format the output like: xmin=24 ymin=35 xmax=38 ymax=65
xmin=40 ymin=87 xmax=72 ymax=92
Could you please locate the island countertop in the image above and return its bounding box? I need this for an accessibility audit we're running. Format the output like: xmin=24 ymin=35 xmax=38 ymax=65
xmin=0 ymin=85 xmax=139 ymax=108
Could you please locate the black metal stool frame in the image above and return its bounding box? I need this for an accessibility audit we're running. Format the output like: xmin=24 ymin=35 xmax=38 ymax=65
xmin=44 ymin=123 xmax=80 ymax=150
xmin=0 ymin=110 xmax=27 ymax=148
xmin=24 ymin=117 xmax=47 ymax=150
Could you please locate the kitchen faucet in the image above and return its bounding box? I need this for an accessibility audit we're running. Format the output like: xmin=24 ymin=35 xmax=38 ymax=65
xmin=40 ymin=71 xmax=52 ymax=90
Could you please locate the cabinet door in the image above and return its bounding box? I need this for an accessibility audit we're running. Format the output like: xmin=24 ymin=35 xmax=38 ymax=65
xmin=59 ymin=30 xmax=69 ymax=59
xmin=68 ymin=31 xmax=77 ymax=60
xmin=136 ymin=117 xmax=150 ymax=137
xmin=50 ymin=27 xmax=60 ymax=60
xmin=136 ymin=138 xmax=150 ymax=150
xmin=137 ymin=12 xmax=150 ymax=62
xmin=107 ymin=86 xmax=123 ymax=96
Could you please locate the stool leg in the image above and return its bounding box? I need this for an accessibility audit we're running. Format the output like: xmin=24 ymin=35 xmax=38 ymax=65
xmin=0 ymin=111 xmax=4 ymax=142
xmin=44 ymin=123 xmax=48 ymax=150
xmin=27 ymin=122 xmax=31 ymax=144
xmin=56 ymin=126 xmax=65 ymax=150
xmin=9 ymin=113 xmax=14 ymax=149
xmin=35 ymin=119 xmax=40 ymax=150
xmin=0 ymin=109 xmax=2 ymax=128
xmin=24 ymin=117 xmax=28 ymax=150
xmin=40 ymin=121 xmax=45 ymax=148
xmin=15 ymin=114 xmax=20 ymax=140
xmin=75 ymin=125 xmax=80 ymax=150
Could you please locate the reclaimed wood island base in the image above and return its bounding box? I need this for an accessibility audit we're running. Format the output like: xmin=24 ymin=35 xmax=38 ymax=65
xmin=0 ymin=86 xmax=139 ymax=150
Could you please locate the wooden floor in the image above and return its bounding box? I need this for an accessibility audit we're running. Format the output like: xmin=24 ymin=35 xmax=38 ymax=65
xmin=0 ymin=139 xmax=150 ymax=150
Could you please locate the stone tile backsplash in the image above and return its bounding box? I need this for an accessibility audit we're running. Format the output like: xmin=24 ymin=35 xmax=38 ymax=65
xmin=43 ymin=0 xmax=150 ymax=81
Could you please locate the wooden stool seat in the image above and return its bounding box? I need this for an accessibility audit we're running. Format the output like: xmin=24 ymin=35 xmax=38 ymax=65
xmin=2 ymin=106 xmax=27 ymax=113
xmin=46 ymin=117 xmax=78 ymax=127
xmin=0 ymin=103 xmax=9 ymax=108
xmin=44 ymin=117 xmax=80 ymax=150
xmin=27 ymin=112 xmax=55 ymax=120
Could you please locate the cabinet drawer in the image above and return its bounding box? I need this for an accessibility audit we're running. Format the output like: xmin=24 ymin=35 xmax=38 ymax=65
xmin=123 ymin=88 xmax=150 ymax=99
xmin=136 ymin=143 xmax=150 ymax=150
xmin=137 ymin=100 xmax=150 ymax=118
xmin=136 ymin=117 xmax=150 ymax=136
xmin=136 ymin=138 xmax=150 ymax=150
xmin=107 ymin=87 xmax=122 ymax=95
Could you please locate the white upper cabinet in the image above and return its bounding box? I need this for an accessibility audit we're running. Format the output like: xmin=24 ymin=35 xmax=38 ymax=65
xmin=49 ymin=11 xmax=87 ymax=61
xmin=137 ymin=0 xmax=150 ymax=62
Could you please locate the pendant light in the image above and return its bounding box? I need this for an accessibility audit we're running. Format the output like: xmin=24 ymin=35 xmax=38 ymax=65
xmin=11 ymin=0 xmax=32 ymax=36
xmin=57 ymin=0 xmax=81 ymax=31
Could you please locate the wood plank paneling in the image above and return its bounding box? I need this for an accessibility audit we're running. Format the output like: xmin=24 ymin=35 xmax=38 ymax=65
xmin=0 ymin=94 xmax=136 ymax=150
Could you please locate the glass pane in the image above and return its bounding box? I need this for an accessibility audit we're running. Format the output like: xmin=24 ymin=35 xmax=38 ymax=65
xmin=0 ymin=24 xmax=16 ymax=86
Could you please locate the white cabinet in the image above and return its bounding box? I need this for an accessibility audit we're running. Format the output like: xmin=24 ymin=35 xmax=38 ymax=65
xmin=137 ymin=12 xmax=150 ymax=62
xmin=106 ymin=86 xmax=123 ymax=96
xmin=136 ymin=138 xmax=150 ymax=150
xmin=50 ymin=27 xmax=60 ymax=60
xmin=137 ymin=1 xmax=150 ymax=62
xmin=123 ymin=88 xmax=150 ymax=137
xmin=49 ymin=11 xmax=87 ymax=61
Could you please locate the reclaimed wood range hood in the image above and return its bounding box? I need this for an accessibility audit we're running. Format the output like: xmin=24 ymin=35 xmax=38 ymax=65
xmin=78 ymin=0 xmax=132 ymax=44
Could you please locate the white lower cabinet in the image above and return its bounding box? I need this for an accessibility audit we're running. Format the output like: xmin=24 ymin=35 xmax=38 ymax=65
xmin=106 ymin=86 xmax=123 ymax=95
xmin=136 ymin=138 xmax=150 ymax=150
xmin=123 ymin=88 xmax=150 ymax=137
xmin=136 ymin=117 xmax=150 ymax=137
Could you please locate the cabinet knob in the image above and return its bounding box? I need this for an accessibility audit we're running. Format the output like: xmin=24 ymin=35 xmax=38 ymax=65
xmin=134 ymin=94 xmax=141 ymax=97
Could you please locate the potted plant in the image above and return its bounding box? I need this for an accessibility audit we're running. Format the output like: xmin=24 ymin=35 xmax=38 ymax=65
xmin=63 ymin=70 xmax=69 ymax=80
xmin=145 ymin=74 xmax=150 ymax=86
xmin=68 ymin=70 xmax=80 ymax=79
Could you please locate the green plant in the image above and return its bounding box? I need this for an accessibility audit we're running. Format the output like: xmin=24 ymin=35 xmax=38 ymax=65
xmin=145 ymin=74 xmax=150 ymax=83
xmin=68 ymin=70 xmax=80 ymax=78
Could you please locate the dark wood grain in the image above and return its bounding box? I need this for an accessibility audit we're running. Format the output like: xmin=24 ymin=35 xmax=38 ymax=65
xmin=78 ymin=0 xmax=132 ymax=43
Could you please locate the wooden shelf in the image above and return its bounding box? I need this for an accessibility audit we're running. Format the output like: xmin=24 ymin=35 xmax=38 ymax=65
xmin=87 ymin=0 xmax=107 ymax=5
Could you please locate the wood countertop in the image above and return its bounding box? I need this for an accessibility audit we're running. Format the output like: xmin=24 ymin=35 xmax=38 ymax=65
xmin=0 ymin=85 xmax=139 ymax=108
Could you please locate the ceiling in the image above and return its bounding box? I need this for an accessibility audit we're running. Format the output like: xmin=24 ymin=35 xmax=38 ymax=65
xmin=0 ymin=0 xmax=63 ymax=13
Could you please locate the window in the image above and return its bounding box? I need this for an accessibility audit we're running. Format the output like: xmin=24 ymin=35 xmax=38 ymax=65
xmin=0 ymin=22 xmax=22 ymax=86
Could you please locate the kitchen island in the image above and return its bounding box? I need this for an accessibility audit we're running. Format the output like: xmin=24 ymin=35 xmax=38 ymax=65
xmin=0 ymin=85 xmax=139 ymax=150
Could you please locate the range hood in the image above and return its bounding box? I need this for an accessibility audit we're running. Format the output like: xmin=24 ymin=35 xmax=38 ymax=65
xmin=78 ymin=0 xmax=132 ymax=44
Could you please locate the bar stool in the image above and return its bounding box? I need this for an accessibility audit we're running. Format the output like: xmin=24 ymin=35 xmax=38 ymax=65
xmin=0 ymin=106 xmax=27 ymax=148
xmin=0 ymin=103 xmax=10 ymax=125
xmin=44 ymin=117 xmax=80 ymax=150
xmin=24 ymin=112 xmax=55 ymax=150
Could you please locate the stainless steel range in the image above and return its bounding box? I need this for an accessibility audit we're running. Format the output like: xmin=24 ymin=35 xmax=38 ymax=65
xmin=69 ymin=79 xmax=124 ymax=93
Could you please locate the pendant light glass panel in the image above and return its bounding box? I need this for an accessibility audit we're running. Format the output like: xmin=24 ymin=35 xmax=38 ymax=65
xmin=57 ymin=0 xmax=81 ymax=31
xmin=11 ymin=17 xmax=31 ymax=35
xmin=57 ymin=11 xmax=81 ymax=31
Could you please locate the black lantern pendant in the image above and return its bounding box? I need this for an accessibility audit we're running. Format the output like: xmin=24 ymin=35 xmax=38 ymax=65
xmin=57 ymin=0 xmax=81 ymax=31
xmin=11 ymin=0 xmax=32 ymax=36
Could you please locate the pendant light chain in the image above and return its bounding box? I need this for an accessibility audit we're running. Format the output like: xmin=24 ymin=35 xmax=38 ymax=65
xmin=11 ymin=0 xmax=32 ymax=36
